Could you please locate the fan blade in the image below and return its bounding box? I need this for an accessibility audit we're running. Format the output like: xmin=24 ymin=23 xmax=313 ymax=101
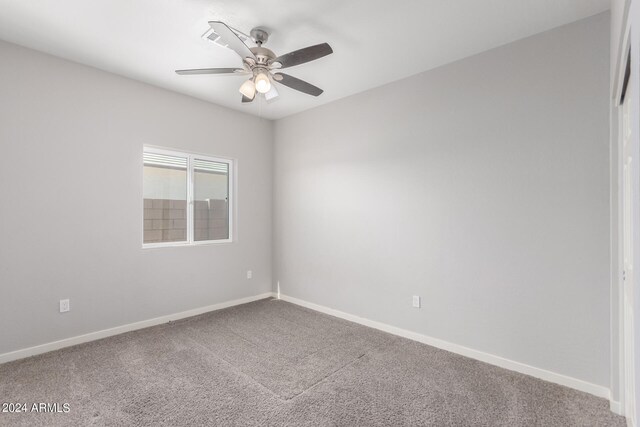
xmin=175 ymin=68 xmax=247 ymax=75
xmin=241 ymin=94 xmax=255 ymax=103
xmin=275 ymin=73 xmax=323 ymax=96
xmin=273 ymin=43 xmax=333 ymax=69
xmin=209 ymin=21 xmax=256 ymax=61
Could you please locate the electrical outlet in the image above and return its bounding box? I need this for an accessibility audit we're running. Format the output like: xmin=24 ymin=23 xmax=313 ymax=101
xmin=412 ymin=296 xmax=421 ymax=308
xmin=247 ymin=270 xmax=253 ymax=279
xmin=59 ymin=299 xmax=70 ymax=313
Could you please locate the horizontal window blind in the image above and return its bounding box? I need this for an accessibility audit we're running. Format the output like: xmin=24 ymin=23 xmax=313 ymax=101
xmin=143 ymin=152 xmax=187 ymax=169
xmin=194 ymin=158 xmax=229 ymax=174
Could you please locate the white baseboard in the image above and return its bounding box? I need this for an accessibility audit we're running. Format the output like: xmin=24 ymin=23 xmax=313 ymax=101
xmin=278 ymin=294 xmax=612 ymax=402
xmin=0 ymin=292 xmax=274 ymax=365
xmin=1 ymin=291 xmax=620 ymax=415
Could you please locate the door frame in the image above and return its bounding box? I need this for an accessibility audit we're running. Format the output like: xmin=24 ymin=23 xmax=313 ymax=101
xmin=614 ymin=0 xmax=639 ymax=423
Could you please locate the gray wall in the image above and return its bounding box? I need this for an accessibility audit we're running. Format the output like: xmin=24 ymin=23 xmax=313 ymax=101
xmin=0 ymin=40 xmax=273 ymax=355
xmin=0 ymin=12 xmax=613 ymax=391
xmin=274 ymin=13 xmax=611 ymax=387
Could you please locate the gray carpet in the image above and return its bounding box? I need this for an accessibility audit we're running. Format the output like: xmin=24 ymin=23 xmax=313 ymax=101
xmin=0 ymin=298 xmax=625 ymax=426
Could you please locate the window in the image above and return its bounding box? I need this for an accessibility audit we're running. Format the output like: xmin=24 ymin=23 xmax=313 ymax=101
xmin=143 ymin=147 xmax=232 ymax=247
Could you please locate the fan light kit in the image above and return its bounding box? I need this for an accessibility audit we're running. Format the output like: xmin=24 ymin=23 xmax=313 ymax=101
xmin=254 ymin=73 xmax=271 ymax=94
xmin=239 ymin=79 xmax=256 ymax=98
xmin=176 ymin=22 xmax=333 ymax=104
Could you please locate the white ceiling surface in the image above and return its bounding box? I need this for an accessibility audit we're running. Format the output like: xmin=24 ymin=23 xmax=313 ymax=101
xmin=0 ymin=0 xmax=610 ymax=120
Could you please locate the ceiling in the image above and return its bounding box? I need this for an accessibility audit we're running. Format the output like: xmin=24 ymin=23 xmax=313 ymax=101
xmin=0 ymin=0 xmax=610 ymax=120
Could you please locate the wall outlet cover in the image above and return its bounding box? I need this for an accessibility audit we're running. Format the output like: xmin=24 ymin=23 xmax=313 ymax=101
xmin=412 ymin=295 xmax=421 ymax=308
xmin=59 ymin=299 xmax=70 ymax=313
xmin=247 ymin=270 xmax=253 ymax=279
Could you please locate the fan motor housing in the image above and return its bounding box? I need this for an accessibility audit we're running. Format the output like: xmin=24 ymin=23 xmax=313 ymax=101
xmin=250 ymin=46 xmax=276 ymax=65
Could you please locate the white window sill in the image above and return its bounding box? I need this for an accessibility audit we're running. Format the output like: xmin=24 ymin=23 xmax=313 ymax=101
xmin=142 ymin=239 xmax=233 ymax=249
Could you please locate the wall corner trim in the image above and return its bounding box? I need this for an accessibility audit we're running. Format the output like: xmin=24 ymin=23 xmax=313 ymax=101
xmin=0 ymin=292 xmax=276 ymax=365
xmin=279 ymin=294 xmax=613 ymax=403
xmin=610 ymin=400 xmax=623 ymax=416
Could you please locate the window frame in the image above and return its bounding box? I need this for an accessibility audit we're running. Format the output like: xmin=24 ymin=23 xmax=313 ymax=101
xmin=142 ymin=146 xmax=234 ymax=249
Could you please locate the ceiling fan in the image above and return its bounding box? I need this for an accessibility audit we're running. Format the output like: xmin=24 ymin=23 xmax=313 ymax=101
xmin=176 ymin=21 xmax=333 ymax=103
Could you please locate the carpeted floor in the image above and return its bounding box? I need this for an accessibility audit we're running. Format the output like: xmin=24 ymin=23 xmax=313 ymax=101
xmin=0 ymin=298 xmax=626 ymax=426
